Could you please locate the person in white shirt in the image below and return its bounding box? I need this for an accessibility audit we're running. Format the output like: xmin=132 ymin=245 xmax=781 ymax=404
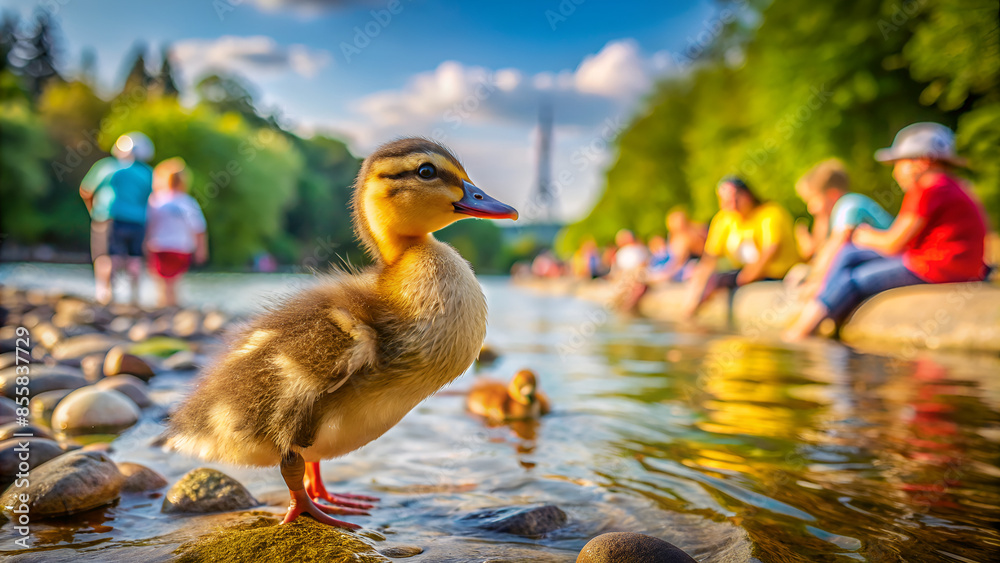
xmin=145 ymin=157 xmax=208 ymax=307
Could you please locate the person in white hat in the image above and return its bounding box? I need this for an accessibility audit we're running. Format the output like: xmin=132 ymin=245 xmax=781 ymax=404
xmin=104 ymin=132 xmax=155 ymax=305
xmin=784 ymin=122 xmax=988 ymax=341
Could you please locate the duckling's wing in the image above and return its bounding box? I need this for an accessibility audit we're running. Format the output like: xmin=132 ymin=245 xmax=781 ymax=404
xmin=167 ymin=274 xmax=385 ymax=465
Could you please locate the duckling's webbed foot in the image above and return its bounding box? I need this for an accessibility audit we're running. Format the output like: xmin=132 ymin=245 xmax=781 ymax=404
xmin=305 ymin=461 xmax=379 ymax=509
xmin=280 ymin=452 xmax=364 ymax=529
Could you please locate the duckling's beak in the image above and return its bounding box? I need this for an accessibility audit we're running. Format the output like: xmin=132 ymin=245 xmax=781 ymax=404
xmin=454 ymin=181 xmax=518 ymax=220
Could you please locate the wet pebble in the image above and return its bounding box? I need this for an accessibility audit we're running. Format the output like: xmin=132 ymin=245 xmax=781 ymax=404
xmin=0 ymin=450 xmax=124 ymax=518
xmin=162 ymin=350 xmax=201 ymax=371
xmin=96 ymin=374 xmax=152 ymax=408
xmin=50 ymin=333 xmax=121 ymax=361
xmin=461 ymin=504 xmax=567 ymax=537
xmin=51 ymin=387 xmax=141 ymax=435
xmin=202 ymin=310 xmax=229 ymax=334
xmin=162 ymin=467 xmax=259 ymax=513
xmin=30 ymin=321 xmax=63 ymax=349
xmin=576 ymin=532 xmax=697 ymax=563
xmin=118 ymin=461 xmax=168 ymax=492
xmin=0 ymin=437 xmax=66 ymax=489
xmin=172 ymin=309 xmax=202 ymax=338
xmin=0 ymin=421 xmax=53 ymax=441
xmin=31 ymin=388 xmax=74 ymax=423
xmin=0 ymin=397 xmax=15 ymax=425
xmin=0 ymin=352 xmax=17 ymax=370
xmin=0 ymin=365 xmax=88 ymax=399
xmin=378 ymin=546 xmax=424 ymax=558
xmin=80 ymin=353 xmax=107 ymax=381
xmin=103 ymin=345 xmax=155 ymax=380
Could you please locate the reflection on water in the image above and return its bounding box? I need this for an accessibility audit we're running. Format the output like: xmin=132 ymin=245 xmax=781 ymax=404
xmin=1 ymin=264 xmax=998 ymax=562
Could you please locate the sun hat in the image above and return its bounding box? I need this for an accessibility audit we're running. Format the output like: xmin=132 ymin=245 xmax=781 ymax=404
xmin=112 ymin=132 xmax=155 ymax=162
xmin=874 ymin=122 xmax=967 ymax=166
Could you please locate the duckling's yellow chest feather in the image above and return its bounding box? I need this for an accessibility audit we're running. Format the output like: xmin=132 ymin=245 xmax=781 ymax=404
xmin=301 ymin=241 xmax=486 ymax=461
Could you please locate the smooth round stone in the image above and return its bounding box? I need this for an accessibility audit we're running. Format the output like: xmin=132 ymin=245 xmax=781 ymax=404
xmin=51 ymin=387 xmax=141 ymax=436
xmin=31 ymin=389 xmax=74 ymax=423
xmin=103 ymin=346 xmax=155 ymax=380
xmin=0 ymin=421 xmax=53 ymax=441
xmin=378 ymin=546 xmax=424 ymax=558
xmin=95 ymin=374 xmax=152 ymax=408
xmin=31 ymin=322 xmax=63 ymax=349
xmin=172 ymin=309 xmax=202 ymax=338
xmin=50 ymin=333 xmax=121 ymax=361
xmin=576 ymin=532 xmax=697 ymax=563
xmin=118 ymin=461 xmax=168 ymax=492
xmin=162 ymin=467 xmax=259 ymax=513
xmin=0 ymin=397 xmax=15 ymax=425
xmin=19 ymin=306 xmax=54 ymax=329
xmin=461 ymin=504 xmax=567 ymax=537
xmin=162 ymin=350 xmax=201 ymax=371
xmin=0 ymin=450 xmax=124 ymax=518
xmin=202 ymin=310 xmax=229 ymax=334
xmin=128 ymin=319 xmax=154 ymax=342
xmin=0 ymin=352 xmax=17 ymax=370
xmin=108 ymin=316 xmax=135 ymax=334
xmin=0 ymin=365 xmax=88 ymax=399
xmin=0 ymin=437 xmax=65 ymax=489
xmin=80 ymin=353 xmax=107 ymax=381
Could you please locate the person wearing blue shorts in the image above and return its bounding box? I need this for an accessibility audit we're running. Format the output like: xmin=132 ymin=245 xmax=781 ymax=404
xmin=104 ymin=132 xmax=154 ymax=305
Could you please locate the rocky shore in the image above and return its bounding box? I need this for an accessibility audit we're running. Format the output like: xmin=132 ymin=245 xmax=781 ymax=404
xmin=0 ymin=285 xmax=716 ymax=562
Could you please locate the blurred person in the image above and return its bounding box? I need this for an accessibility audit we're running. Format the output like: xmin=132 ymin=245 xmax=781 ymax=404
xmin=611 ymin=229 xmax=650 ymax=311
xmin=145 ymin=158 xmax=208 ymax=308
xmin=792 ymin=159 xmax=894 ymax=298
xmin=682 ymin=177 xmax=800 ymax=318
xmin=78 ymin=152 xmax=123 ymax=304
xmin=649 ymin=208 xmax=707 ymax=283
xmin=531 ymin=250 xmax=564 ymax=278
xmin=784 ymin=123 xmax=988 ymax=341
xmin=102 ymin=132 xmax=155 ymax=305
xmin=571 ymin=238 xmax=604 ymax=279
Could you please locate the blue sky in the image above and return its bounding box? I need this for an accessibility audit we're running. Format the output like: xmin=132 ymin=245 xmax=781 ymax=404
xmin=2 ymin=0 xmax=727 ymax=221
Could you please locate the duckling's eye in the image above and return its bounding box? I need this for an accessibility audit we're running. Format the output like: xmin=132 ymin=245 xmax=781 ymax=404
xmin=417 ymin=163 xmax=436 ymax=179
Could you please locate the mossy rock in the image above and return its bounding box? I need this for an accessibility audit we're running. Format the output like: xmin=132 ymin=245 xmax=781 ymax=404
xmin=174 ymin=515 xmax=389 ymax=563
xmin=162 ymin=467 xmax=258 ymax=513
xmin=129 ymin=337 xmax=190 ymax=358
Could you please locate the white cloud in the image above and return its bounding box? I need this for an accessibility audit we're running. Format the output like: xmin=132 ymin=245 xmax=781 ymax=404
xmin=315 ymin=40 xmax=673 ymax=222
xmin=251 ymin=0 xmax=378 ymax=13
xmin=173 ymin=36 xmax=331 ymax=82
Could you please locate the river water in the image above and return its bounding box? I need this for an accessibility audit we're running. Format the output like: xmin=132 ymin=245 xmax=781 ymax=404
xmin=1 ymin=264 xmax=998 ymax=562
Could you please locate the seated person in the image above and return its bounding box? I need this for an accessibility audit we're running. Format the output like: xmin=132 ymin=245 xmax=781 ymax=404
xmin=682 ymin=177 xmax=800 ymax=318
xmin=783 ymin=123 xmax=988 ymax=341
xmin=793 ymin=158 xmax=894 ymax=298
xmin=649 ymin=209 xmax=707 ymax=283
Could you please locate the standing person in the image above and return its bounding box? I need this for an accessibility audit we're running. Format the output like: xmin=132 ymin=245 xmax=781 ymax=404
xmin=105 ymin=132 xmax=155 ymax=305
xmin=79 ymin=154 xmax=122 ymax=304
xmin=682 ymin=177 xmax=800 ymax=318
xmin=146 ymin=158 xmax=208 ymax=308
xmin=783 ymin=123 xmax=988 ymax=341
xmin=792 ymin=159 xmax=894 ymax=298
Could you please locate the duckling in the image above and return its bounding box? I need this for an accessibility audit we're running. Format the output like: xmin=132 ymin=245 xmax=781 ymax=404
xmin=467 ymin=369 xmax=551 ymax=424
xmin=165 ymin=138 xmax=517 ymax=528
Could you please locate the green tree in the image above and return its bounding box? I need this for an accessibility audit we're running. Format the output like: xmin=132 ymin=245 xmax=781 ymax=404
xmin=0 ymin=97 xmax=55 ymax=242
xmin=100 ymin=96 xmax=304 ymax=267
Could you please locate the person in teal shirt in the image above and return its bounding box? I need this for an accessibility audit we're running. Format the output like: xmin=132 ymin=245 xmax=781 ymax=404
xmin=82 ymin=132 xmax=155 ymax=304
xmin=79 ymin=156 xmax=122 ymax=304
xmin=792 ymin=158 xmax=893 ymax=299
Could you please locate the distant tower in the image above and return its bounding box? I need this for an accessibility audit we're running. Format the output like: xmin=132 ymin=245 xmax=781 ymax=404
xmin=534 ymin=99 xmax=554 ymax=222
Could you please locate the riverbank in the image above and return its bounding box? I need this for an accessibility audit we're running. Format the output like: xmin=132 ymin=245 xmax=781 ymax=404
xmin=514 ymin=277 xmax=1000 ymax=354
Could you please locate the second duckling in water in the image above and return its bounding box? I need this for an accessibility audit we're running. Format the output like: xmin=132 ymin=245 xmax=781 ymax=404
xmin=467 ymin=369 xmax=551 ymax=423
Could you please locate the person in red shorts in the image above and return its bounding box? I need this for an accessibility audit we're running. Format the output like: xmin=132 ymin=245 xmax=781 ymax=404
xmin=783 ymin=122 xmax=989 ymax=341
xmin=145 ymin=158 xmax=208 ymax=308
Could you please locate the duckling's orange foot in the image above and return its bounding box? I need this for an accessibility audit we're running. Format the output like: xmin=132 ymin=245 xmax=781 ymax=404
xmin=282 ymin=489 xmax=362 ymax=529
xmin=304 ymin=461 xmax=379 ymax=509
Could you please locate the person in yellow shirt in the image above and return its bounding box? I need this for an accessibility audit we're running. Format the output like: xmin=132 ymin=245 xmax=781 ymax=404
xmin=682 ymin=177 xmax=800 ymax=318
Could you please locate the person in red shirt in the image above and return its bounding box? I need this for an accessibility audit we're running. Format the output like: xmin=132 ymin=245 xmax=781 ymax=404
xmin=784 ymin=123 xmax=988 ymax=341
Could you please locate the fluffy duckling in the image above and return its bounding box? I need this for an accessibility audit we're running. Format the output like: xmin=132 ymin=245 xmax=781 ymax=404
xmin=165 ymin=138 xmax=517 ymax=528
xmin=467 ymin=369 xmax=551 ymax=424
